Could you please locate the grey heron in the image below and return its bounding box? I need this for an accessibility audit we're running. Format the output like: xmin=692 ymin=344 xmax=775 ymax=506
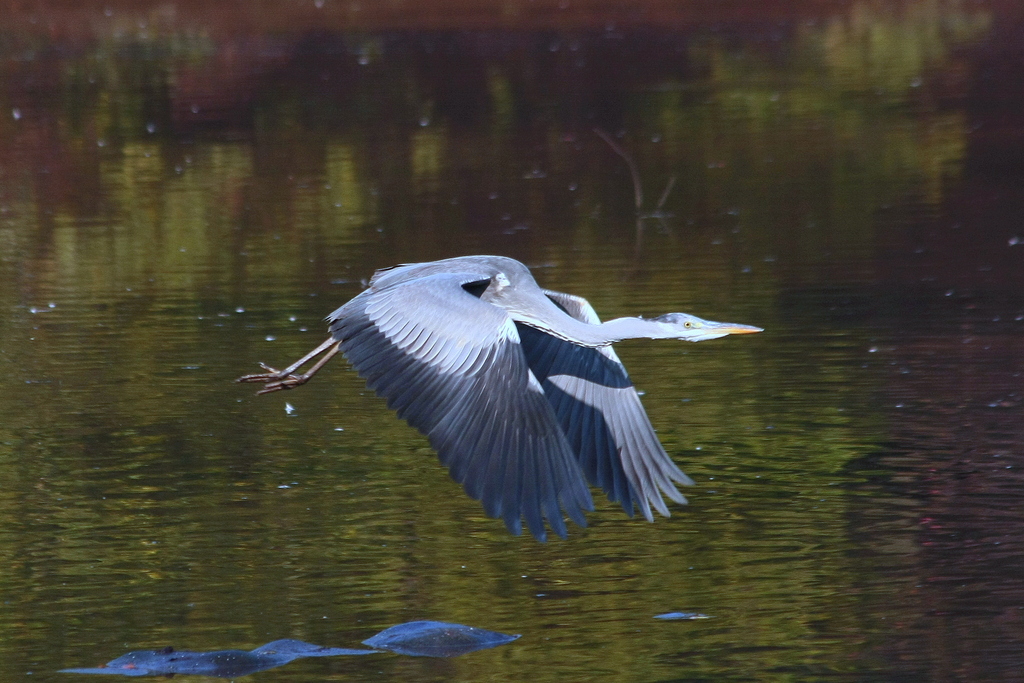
xmin=238 ymin=255 xmax=761 ymax=540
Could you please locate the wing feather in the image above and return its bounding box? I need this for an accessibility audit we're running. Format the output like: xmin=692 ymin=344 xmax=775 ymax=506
xmin=328 ymin=272 xmax=593 ymax=540
xmin=510 ymin=289 xmax=695 ymax=522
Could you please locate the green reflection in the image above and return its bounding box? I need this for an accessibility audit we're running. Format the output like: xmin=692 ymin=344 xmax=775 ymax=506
xmin=0 ymin=1 xmax=998 ymax=681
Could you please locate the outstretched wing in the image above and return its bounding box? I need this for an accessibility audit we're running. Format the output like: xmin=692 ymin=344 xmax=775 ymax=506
xmin=516 ymin=289 xmax=694 ymax=521
xmin=327 ymin=272 xmax=593 ymax=541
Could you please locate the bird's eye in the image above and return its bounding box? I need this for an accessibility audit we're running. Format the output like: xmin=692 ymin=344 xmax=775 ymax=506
xmin=684 ymin=321 xmax=693 ymax=328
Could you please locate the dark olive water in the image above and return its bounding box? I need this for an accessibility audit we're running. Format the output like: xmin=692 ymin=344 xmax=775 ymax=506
xmin=2 ymin=2 xmax=1023 ymax=681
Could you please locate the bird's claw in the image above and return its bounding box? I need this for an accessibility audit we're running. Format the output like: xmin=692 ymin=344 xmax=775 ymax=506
xmin=236 ymin=337 xmax=339 ymax=395
xmin=257 ymin=375 xmax=313 ymax=394
xmin=236 ymin=365 xmax=311 ymax=394
xmin=236 ymin=365 xmax=284 ymax=384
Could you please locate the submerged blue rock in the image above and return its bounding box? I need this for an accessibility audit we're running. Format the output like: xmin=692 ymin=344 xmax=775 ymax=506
xmin=362 ymin=621 xmax=521 ymax=657
xmin=653 ymin=612 xmax=713 ymax=620
xmin=60 ymin=640 xmax=378 ymax=677
xmin=60 ymin=622 xmax=523 ymax=676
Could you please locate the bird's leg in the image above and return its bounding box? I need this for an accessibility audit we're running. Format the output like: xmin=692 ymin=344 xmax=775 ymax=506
xmin=238 ymin=336 xmax=336 ymax=381
xmin=253 ymin=344 xmax=341 ymax=394
xmin=236 ymin=337 xmax=341 ymax=394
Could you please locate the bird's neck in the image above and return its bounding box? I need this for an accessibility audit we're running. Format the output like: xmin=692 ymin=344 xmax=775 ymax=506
xmin=597 ymin=316 xmax=677 ymax=344
xmin=521 ymin=313 xmax=671 ymax=347
xmin=497 ymin=285 xmax=673 ymax=347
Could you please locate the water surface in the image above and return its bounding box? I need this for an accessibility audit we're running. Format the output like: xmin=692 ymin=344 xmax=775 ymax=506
xmin=1 ymin=2 xmax=1023 ymax=681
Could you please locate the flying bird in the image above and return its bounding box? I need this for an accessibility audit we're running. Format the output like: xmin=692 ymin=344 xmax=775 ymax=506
xmin=238 ymin=255 xmax=761 ymax=540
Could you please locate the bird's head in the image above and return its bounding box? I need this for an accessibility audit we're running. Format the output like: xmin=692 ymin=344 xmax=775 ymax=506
xmin=653 ymin=313 xmax=763 ymax=342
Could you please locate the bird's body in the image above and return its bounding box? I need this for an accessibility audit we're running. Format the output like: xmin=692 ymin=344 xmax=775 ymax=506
xmin=239 ymin=255 xmax=761 ymax=540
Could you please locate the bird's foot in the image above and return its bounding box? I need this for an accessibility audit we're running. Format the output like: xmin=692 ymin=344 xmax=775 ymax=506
xmin=237 ymin=363 xmax=311 ymax=394
xmin=236 ymin=362 xmax=287 ymax=383
xmin=236 ymin=338 xmax=339 ymax=395
xmin=254 ymin=375 xmax=310 ymax=394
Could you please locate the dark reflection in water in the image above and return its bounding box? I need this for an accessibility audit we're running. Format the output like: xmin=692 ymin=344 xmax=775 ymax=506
xmin=61 ymin=621 xmax=518 ymax=676
xmin=1 ymin=2 xmax=1023 ymax=682
xmin=62 ymin=639 xmax=377 ymax=677
xmin=362 ymin=620 xmax=521 ymax=657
